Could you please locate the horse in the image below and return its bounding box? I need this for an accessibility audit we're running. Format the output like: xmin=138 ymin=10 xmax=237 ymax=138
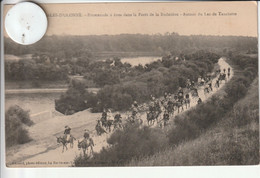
xmin=95 ymin=120 xmax=107 ymax=136
xmin=146 ymin=111 xmax=158 ymax=125
xmin=166 ymin=101 xmax=175 ymax=117
xmin=191 ymin=88 xmax=198 ymax=98
xmin=56 ymin=135 xmax=76 ymax=153
xmin=184 ymin=98 xmax=190 ymax=109
xmin=161 ymin=112 xmax=170 ymax=127
xmin=103 ymin=120 xmax=113 ymax=132
xmin=218 ymin=73 xmax=226 ymax=82
xmin=78 ymin=138 xmax=94 ymax=156
xmin=204 ymin=86 xmax=209 ymax=95
xmin=215 ymin=80 xmax=220 ymax=89
xmin=113 ymin=116 xmax=123 ymax=130
xmin=176 ymin=99 xmax=184 ymax=113
xmin=100 ymin=115 xmax=107 ymax=127
xmin=127 ymin=114 xmax=143 ymax=126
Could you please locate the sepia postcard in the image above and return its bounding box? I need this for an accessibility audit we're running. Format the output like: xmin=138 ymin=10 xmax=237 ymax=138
xmin=3 ymin=1 xmax=259 ymax=168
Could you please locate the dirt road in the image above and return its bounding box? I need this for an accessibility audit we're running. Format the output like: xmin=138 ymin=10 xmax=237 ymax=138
xmin=6 ymin=57 xmax=233 ymax=167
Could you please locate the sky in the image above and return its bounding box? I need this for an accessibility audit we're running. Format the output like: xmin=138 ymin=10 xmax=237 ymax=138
xmin=4 ymin=1 xmax=258 ymax=37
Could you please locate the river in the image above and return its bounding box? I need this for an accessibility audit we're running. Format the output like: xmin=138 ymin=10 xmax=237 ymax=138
xmin=121 ymin=56 xmax=161 ymax=66
xmin=5 ymin=56 xmax=160 ymax=118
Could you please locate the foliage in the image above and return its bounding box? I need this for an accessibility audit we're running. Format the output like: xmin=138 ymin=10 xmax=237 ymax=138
xmin=5 ymin=105 xmax=34 ymax=147
xmin=74 ymin=123 xmax=168 ymax=166
xmin=55 ymin=80 xmax=98 ymax=115
xmin=90 ymin=50 xmax=220 ymax=112
xmin=74 ymin=54 xmax=259 ymax=166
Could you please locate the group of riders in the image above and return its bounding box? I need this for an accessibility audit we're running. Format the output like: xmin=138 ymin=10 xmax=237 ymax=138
xmin=58 ymin=67 xmax=231 ymax=155
xmin=56 ymin=125 xmax=94 ymax=155
xmin=94 ymin=67 xmax=231 ymax=131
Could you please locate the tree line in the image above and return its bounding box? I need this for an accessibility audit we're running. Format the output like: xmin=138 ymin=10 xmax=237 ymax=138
xmin=5 ymin=34 xmax=257 ymax=56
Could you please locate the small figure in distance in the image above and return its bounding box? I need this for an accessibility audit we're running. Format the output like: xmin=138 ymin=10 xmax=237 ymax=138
xmin=197 ymin=98 xmax=202 ymax=105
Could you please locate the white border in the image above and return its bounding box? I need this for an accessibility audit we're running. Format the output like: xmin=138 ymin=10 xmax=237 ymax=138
xmin=1 ymin=1 xmax=259 ymax=178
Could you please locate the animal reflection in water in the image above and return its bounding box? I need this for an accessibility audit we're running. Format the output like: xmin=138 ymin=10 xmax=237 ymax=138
xmin=78 ymin=138 xmax=94 ymax=156
xmin=56 ymin=135 xmax=76 ymax=153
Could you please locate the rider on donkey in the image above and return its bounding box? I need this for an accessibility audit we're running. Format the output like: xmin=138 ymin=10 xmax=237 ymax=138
xmin=83 ymin=129 xmax=90 ymax=140
xmin=197 ymin=98 xmax=202 ymax=105
xmin=107 ymin=109 xmax=114 ymax=121
xmin=64 ymin=125 xmax=71 ymax=142
xmin=178 ymin=87 xmax=184 ymax=101
xmin=131 ymin=101 xmax=139 ymax=119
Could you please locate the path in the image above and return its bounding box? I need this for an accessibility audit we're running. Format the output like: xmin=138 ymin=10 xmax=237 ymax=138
xmin=6 ymin=57 xmax=233 ymax=167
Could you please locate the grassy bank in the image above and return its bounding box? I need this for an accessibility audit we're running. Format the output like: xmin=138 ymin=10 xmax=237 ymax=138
xmin=129 ymin=78 xmax=259 ymax=166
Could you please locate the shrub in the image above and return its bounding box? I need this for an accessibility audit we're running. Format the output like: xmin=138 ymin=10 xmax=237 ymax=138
xmin=5 ymin=106 xmax=33 ymax=147
xmin=74 ymin=124 xmax=168 ymax=166
xmin=55 ymin=80 xmax=98 ymax=114
xmin=225 ymin=81 xmax=247 ymax=103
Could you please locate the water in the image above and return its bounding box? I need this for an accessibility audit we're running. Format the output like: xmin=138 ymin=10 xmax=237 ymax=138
xmin=5 ymin=56 xmax=160 ymax=118
xmin=121 ymin=56 xmax=161 ymax=66
xmin=5 ymin=93 xmax=61 ymax=115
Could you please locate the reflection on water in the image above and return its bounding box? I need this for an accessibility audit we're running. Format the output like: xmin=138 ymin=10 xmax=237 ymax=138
xmin=121 ymin=56 xmax=161 ymax=66
xmin=5 ymin=93 xmax=62 ymax=115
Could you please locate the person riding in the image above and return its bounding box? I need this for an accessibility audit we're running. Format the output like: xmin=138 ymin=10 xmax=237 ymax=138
xmin=131 ymin=101 xmax=139 ymax=119
xmin=102 ymin=108 xmax=107 ymax=121
xmin=163 ymin=110 xmax=170 ymax=126
xmin=64 ymin=125 xmax=71 ymax=142
xmin=208 ymin=81 xmax=212 ymax=91
xmin=155 ymin=99 xmax=162 ymax=113
xmin=114 ymin=112 xmax=122 ymax=122
xmin=197 ymin=98 xmax=202 ymax=105
xmin=167 ymin=98 xmax=174 ymax=113
xmin=185 ymin=93 xmax=190 ymax=107
xmin=185 ymin=93 xmax=190 ymax=99
xmin=107 ymin=109 xmax=113 ymax=121
xmin=164 ymin=92 xmax=168 ymax=99
xmin=201 ymin=77 xmax=205 ymax=84
xmin=178 ymin=87 xmax=184 ymax=101
xmin=178 ymin=87 xmax=183 ymax=94
xmin=83 ymin=129 xmax=90 ymax=140
xmin=228 ymin=67 xmax=230 ymax=73
xmin=96 ymin=120 xmax=106 ymax=136
xmin=223 ymin=68 xmax=226 ymax=73
xmin=190 ymin=80 xmax=195 ymax=90
xmin=216 ymin=79 xmax=220 ymax=88
xmin=174 ymin=94 xmax=178 ymax=101
xmin=186 ymin=79 xmax=191 ymax=88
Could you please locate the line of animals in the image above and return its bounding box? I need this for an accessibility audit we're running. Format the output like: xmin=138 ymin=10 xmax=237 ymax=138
xmin=56 ymin=67 xmax=231 ymax=156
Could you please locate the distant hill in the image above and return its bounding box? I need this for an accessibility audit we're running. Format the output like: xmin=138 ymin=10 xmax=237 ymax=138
xmin=4 ymin=34 xmax=257 ymax=58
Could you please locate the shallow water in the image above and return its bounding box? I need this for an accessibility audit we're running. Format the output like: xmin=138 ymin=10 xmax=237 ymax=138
xmin=121 ymin=56 xmax=161 ymax=66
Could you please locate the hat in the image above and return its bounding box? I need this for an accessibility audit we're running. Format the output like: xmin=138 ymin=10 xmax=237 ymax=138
xmin=65 ymin=125 xmax=68 ymax=128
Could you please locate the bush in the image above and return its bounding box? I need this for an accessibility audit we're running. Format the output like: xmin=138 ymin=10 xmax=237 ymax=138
xmin=5 ymin=106 xmax=33 ymax=147
xmin=74 ymin=124 xmax=168 ymax=166
xmin=55 ymin=80 xmax=98 ymax=115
